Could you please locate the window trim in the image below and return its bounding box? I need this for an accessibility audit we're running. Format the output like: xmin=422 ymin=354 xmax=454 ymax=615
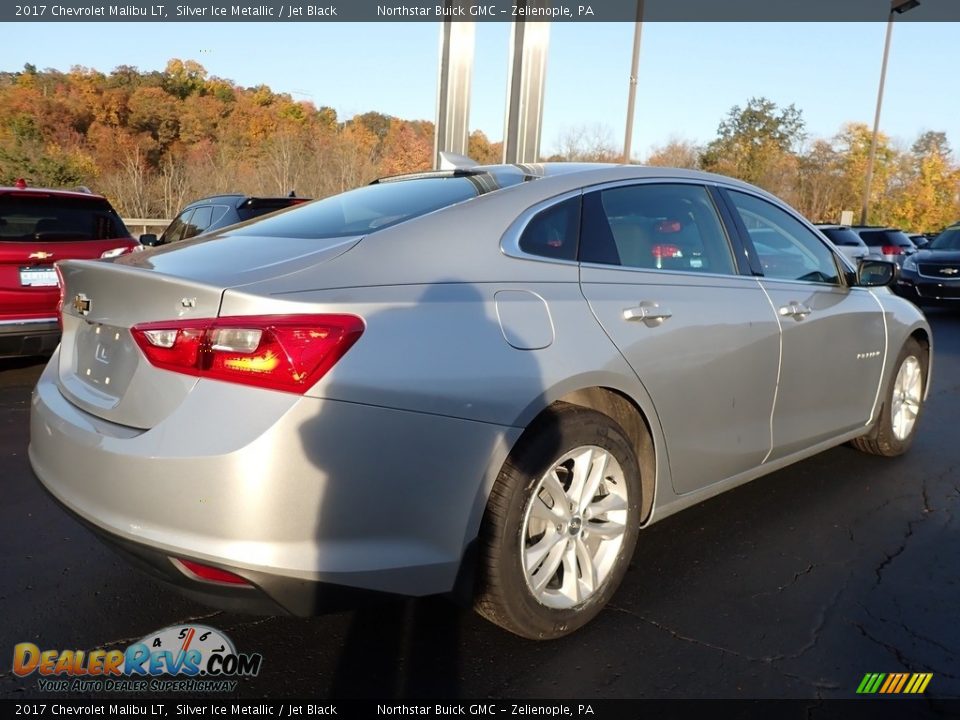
xmin=501 ymin=178 xmax=758 ymax=280
xmin=500 ymin=189 xmax=583 ymax=266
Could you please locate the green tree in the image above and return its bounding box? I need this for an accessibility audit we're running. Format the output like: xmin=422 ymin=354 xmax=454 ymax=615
xmin=700 ymin=97 xmax=805 ymax=198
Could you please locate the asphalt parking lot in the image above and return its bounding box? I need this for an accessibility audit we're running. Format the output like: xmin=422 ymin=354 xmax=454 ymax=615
xmin=2 ymin=310 xmax=958 ymax=700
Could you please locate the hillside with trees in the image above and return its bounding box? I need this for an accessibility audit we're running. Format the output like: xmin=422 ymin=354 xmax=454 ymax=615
xmin=0 ymin=60 xmax=501 ymax=218
xmin=1 ymin=63 xmax=957 ymax=232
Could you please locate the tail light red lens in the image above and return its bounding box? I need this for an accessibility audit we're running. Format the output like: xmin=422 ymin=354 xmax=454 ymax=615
xmin=651 ymin=243 xmax=683 ymax=258
xmin=882 ymin=245 xmax=903 ymax=256
xmin=131 ymin=314 xmax=364 ymax=394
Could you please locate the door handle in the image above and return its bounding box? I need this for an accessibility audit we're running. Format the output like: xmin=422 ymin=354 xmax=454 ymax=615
xmin=623 ymin=302 xmax=673 ymax=325
xmin=778 ymin=302 xmax=812 ymax=320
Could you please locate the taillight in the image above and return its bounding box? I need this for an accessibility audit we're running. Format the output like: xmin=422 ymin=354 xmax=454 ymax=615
xmin=882 ymin=245 xmax=903 ymax=256
xmin=131 ymin=314 xmax=364 ymax=394
xmin=100 ymin=246 xmax=134 ymax=259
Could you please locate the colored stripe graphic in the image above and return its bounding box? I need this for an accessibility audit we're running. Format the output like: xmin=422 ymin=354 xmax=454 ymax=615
xmin=892 ymin=673 xmax=910 ymax=693
xmin=858 ymin=672 xmax=933 ymax=694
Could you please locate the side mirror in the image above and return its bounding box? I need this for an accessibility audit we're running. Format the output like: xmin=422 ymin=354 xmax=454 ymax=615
xmin=857 ymin=259 xmax=898 ymax=287
xmin=139 ymin=233 xmax=160 ymax=247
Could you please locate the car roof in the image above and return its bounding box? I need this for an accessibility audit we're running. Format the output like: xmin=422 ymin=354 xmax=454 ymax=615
xmin=380 ymin=162 xmax=773 ymax=198
xmin=0 ymin=186 xmax=108 ymax=200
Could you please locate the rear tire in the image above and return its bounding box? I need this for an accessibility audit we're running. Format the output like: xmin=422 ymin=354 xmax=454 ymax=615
xmin=852 ymin=337 xmax=927 ymax=457
xmin=474 ymin=403 xmax=643 ymax=640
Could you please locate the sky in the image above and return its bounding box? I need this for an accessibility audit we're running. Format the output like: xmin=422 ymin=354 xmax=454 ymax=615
xmin=2 ymin=20 xmax=958 ymax=159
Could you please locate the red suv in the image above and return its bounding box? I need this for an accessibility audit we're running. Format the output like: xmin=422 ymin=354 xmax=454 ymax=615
xmin=0 ymin=182 xmax=139 ymax=358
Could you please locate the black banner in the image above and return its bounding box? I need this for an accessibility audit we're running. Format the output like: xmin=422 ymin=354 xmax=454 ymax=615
xmin=2 ymin=0 xmax=960 ymax=23
xmin=0 ymin=699 xmax=956 ymax=720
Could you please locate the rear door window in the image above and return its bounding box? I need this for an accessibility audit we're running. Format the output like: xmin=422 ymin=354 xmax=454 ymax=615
xmin=580 ymin=183 xmax=737 ymax=275
xmin=184 ymin=206 xmax=214 ymax=239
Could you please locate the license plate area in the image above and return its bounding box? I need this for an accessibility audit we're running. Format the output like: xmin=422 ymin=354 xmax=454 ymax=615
xmin=74 ymin=321 xmax=138 ymax=395
xmin=19 ymin=266 xmax=58 ymax=287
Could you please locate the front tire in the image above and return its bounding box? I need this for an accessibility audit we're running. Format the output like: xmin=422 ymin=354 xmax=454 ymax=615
xmin=474 ymin=403 xmax=643 ymax=640
xmin=853 ymin=337 xmax=927 ymax=457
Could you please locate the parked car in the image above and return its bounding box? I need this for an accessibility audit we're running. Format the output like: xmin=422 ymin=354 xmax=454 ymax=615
xmin=141 ymin=193 xmax=311 ymax=247
xmin=908 ymin=233 xmax=930 ymax=249
xmin=815 ymin=224 xmax=870 ymax=265
xmin=850 ymin=226 xmax=917 ymax=265
xmin=30 ymin=164 xmax=930 ymax=640
xmin=896 ymin=223 xmax=960 ymax=306
xmin=0 ymin=181 xmax=138 ymax=358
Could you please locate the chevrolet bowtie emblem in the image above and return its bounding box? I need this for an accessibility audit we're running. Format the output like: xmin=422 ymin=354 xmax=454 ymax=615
xmin=941 ymin=268 xmax=959 ymax=275
xmin=72 ymin=294 xmax=92 ymax=315
xmin=29 ymin=251 xmax=54 ymax=260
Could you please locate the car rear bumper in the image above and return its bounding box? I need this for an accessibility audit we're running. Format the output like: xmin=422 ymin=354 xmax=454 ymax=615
xmin=29 ymin=349 xmax=517 ymax=614
xmin=0 ymin=317 xmax=59 ymax=357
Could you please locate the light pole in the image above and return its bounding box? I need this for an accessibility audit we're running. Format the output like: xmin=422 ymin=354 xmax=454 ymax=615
xmin=859 ymin=0 xmax=920 ymax=225
xmin=622 ymin=0 xmax=644 ymax=163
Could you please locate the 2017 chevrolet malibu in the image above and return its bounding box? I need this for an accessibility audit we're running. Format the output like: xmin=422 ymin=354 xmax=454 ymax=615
xmin=29 ymin=164 xmax=931 ymax=640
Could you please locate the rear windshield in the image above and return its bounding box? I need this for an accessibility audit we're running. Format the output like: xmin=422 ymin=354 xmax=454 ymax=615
xmin=820 ymin=228 xmax=865 ymax=247
xmin=930 ymin=227 xmax=960 ymax=250
xmin=229 ymin=175 xmax=519 ymax=239
xmin=0 ymin=195 xmax=130 ymax=242
xmin=236 ymin=198 xmax=309 ymax=222
xmin=859 ymin=229 xmax=914 ymax=247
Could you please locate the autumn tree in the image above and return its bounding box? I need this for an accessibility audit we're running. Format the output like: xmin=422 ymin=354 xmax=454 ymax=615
xmin=886 ymin=131 xmax=960 ymax=232
xmin=645 ymin=138 xmax=701 ymax=169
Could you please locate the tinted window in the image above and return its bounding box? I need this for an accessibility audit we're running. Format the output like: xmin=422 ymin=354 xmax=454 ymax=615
xmin=236 ymin=199 xmax=308 ymax=222
xmin=859 ymin=229 xmax=914 ymax=248
xmin=821 ymin=228 xmax=865 ymax=247
xmin=185 ymin=206 xmax=214 ymax=239
xmin=729 ymin=191 xmax=840 ymax=284
xmin=931 ymin=227 xmax=960 ymax=250
xmin=231 ymin=175 xmax=520 ymax=239
xmin=0 ymin=195 xmax=129 ymax=241
xmin=580 ymin=183 xmax=736 ymax=274
xmin=519 ymin=196 xmax=580 ymax=261
xmin=160 ymin=210 xmax=193 ymax=244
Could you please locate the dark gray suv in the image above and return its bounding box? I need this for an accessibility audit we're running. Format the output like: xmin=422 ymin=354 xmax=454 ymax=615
xmin=141 ymin=194 xmax=310 ymax=247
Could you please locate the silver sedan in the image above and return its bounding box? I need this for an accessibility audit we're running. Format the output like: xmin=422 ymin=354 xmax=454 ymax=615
xmin=29 ymin=164 xmax=931 ymax=640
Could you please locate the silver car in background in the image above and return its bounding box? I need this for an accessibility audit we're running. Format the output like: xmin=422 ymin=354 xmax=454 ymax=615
xmin=815 ymin=224 xmax=871 ymax=265
xmin=30 ymin=164 xmax=931 ymax=640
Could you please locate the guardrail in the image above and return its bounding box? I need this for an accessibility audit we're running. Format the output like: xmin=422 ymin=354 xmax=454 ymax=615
xmin=123 ymin=218 xmax=171 ymax=237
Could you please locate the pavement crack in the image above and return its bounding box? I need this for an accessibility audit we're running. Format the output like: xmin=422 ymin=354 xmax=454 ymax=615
xmin=872 ymin=467 xmax=951 ymax=587
xmin=857 ymin=602 xmax=956 ymax=657
xmin=609 ymin=604 xmax=761 ymax=662
xmin=851 ymin=621 xmax=960 ymax=680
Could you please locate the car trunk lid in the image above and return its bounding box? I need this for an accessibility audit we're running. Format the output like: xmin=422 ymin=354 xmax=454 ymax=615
xmin=54 ymin=234 xmax=360 ymax=429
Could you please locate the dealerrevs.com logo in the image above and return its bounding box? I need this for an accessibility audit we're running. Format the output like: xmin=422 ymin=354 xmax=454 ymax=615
xmin=13 ymin=624 xmax=263 ymax=693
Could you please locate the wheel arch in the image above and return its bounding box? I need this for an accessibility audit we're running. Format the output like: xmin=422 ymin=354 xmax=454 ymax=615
xmin=449 ymin=379 xmax=666 ymax=607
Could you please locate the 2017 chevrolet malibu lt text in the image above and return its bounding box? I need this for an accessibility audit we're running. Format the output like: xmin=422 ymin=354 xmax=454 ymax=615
xmin=29 ymin=164 xmax=931 ymax=640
